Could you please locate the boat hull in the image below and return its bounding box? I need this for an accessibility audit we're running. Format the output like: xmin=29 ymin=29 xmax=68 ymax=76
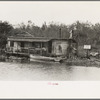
xmin=30 ymin=55 xmax=65 ymax=62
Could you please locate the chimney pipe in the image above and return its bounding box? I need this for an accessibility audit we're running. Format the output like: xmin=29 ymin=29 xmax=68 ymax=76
xmin=59 ymin=28 xmax=61 ymax=39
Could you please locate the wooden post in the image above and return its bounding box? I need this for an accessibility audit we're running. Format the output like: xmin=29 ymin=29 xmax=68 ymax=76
xmin=86 ymin=49 xmax=88 ymax=58
xmin=40 ymin=42 xmax=42 ymax=56
xmin=17 ymin=42 xmax=18 ymax=54
xmin=84 ymin=45 xmax=91 ymax=58
xmin=28 ymin=48 xmax=30 ymax=55
xmin=46 ymin=42 xmax=48 ymax=55
xmin=59 ymin=28 xmax=62 ymax=39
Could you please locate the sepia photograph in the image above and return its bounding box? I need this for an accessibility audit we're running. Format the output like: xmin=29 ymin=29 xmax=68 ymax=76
xmin=0 ymin=1 xmax=100 ymax=99
xmin=0 ymin=1 xmax=100 ymax=81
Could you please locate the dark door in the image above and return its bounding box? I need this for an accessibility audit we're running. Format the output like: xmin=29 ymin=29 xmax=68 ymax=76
xmin=21 ymin=42 xmax=24 ymax=47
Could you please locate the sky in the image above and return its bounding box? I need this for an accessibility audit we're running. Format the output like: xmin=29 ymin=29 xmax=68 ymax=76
xmin=0 ymin=1 xmax=100 ymax=27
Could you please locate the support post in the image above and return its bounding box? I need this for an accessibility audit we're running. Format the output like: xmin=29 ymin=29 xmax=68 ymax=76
xmin=28 ymin=48 xmax=30 ymax=55
xmin=40 ymin=42 xmax=42 ymax=56
xmin=86 ymin=49 xmax=89 ymax=58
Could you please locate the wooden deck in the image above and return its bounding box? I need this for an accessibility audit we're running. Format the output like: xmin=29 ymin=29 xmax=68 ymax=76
xmin=6 ymin=51 xmax=30 ymax=58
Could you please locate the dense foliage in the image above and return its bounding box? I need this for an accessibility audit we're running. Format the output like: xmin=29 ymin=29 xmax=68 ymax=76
xmin=1 ymin=20 xmax=100 ymax=49
xmin=0 ymin=21 xmax=13 ymax=48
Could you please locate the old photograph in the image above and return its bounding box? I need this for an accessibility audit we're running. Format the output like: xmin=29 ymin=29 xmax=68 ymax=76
xmin=0 ymin=1 xmax=100 ymax=81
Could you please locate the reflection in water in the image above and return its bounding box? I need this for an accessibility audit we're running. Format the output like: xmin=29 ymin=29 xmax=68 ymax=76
xmin=0 ymin=61 xmax=100 ymax=81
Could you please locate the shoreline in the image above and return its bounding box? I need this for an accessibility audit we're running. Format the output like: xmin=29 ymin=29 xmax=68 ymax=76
xmin=65 ymin=58 xmax=100 ymax=67
xmin=0 ymin=54 xmax=100 ymax=67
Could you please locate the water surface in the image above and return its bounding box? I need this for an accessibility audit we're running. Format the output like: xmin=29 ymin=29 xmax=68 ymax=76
xmin=0 ymin=61 xmax=100 ymax=81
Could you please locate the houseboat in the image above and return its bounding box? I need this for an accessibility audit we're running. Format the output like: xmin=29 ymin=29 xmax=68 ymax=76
xmin=6 ymin=32 xmax=77 ymax=62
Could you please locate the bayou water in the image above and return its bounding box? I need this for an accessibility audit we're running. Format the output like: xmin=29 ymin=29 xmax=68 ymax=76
xmin=0 ymin=61 xmax=100 ymax=81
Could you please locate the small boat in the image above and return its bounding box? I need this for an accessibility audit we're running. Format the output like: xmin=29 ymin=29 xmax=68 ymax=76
xmin=30 ymin=54 xmax=66 ymax=62
xmin=30 ymin=55 xmax=55 ymax=62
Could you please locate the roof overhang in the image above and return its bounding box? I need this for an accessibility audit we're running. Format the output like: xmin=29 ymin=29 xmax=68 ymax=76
xmin=7 ymin=36 xmax=77 ymax=43
xmin=7 ymin=37 xmax=50 ymax=42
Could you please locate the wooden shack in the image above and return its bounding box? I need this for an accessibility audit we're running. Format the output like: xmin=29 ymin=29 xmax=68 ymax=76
xmin=6 ymin=32 xmax=77 ymax=60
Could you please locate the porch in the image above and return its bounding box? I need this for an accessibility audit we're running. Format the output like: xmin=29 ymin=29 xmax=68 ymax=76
xmin=6 ymin=46 xmax=48 ymax=56
xmin=6 ymin=37 xmax=51 ymax=56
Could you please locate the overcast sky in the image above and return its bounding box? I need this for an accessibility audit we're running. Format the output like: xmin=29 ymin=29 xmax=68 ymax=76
xmin=0 ymin=1 xmax=100 ymax=27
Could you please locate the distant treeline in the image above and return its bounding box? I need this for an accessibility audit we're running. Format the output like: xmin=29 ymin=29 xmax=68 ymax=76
xmin=0 ymin=20 xmax=100 ymax=48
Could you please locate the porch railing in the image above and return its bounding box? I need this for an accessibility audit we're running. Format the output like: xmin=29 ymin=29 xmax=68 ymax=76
xmin=6 ymin=47 xmax=47 ymax=56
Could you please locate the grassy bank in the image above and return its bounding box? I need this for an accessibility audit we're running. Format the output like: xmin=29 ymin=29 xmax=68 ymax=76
xmin=65 ymin=58 xmax=100 ymax=67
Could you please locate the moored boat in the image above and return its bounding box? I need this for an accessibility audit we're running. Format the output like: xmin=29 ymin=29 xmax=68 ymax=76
xmin=30 ymin=54 xmax=66 ymax=62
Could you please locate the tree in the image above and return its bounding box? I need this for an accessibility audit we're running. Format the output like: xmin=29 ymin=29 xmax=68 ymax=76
xmin=0 ymin=21 xmax=13 ymax=48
